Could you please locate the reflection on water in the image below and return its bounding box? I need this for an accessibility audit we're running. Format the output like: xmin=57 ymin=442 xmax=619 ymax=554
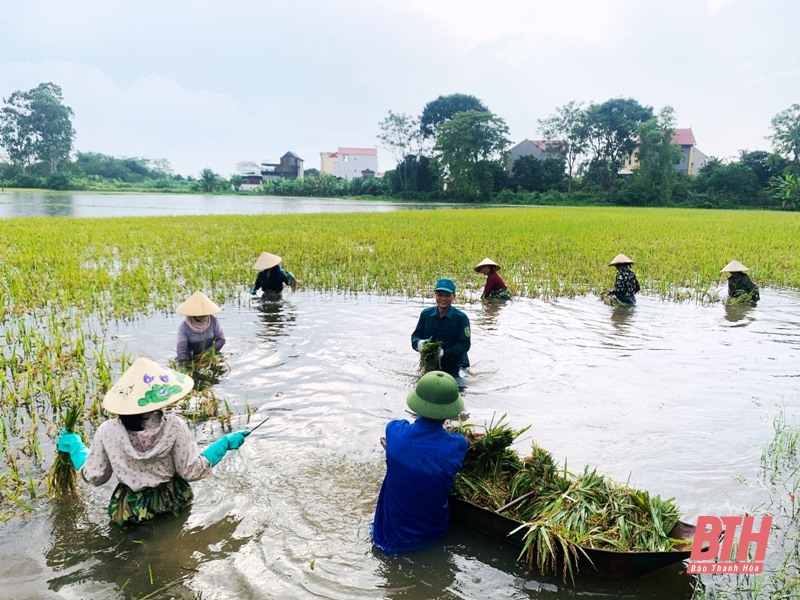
xmin=609 ymin=303 xmax=636 ymax=331
xmin=0 ymin=191 xmax=453 ymax=218
xmin=0 ymin=290 xmax=797 ymax=598
xmin=254 ymin=296 xmax=297 ymax=343
xmin=45 ymin=500 xmax=246 ymax=599
xmin=724 ymin=302 xmax=755 ymax=325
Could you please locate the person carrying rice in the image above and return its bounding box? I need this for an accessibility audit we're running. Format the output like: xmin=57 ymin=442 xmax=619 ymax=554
xmin=175 ymin=291 xmax=226 ymax=365
xmin=721 ymin=260 xmax=760 ymax=303
xmin=56 ymin=357 xmax=250 ymax=526
xmin=411 ymin=278 xmax=471 ymax=385
xmin=607 ymin=253 xmax=641 ymax=305
xmin=474 ymin=257 xmax=511 ymax=301
xmin=250 ymin=251 xmax=296 ymax=300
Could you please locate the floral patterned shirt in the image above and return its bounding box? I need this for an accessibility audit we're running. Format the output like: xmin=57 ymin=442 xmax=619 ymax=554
xmin=613 ymin=267 xmax=641 ymax=297
xmin=81 ymin=413 xmax=212 ymax=491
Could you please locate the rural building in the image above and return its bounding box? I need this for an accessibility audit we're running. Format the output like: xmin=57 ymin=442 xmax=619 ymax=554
xmin=319 ymin=147 xmax=379 ymax=181
xmin=234 ymin=151 xmax=304 ymax=190
xmin=622 ymin=128 xmax=708 ymax=176
xmin=506 ymin=139 xmax=565 ymax=173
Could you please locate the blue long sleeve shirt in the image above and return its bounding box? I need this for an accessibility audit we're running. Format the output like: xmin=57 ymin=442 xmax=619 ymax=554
xmin=372 ymin=417 xmax=468 ymax=554
xmin=411 ymin=306 xmax=471 ymax=378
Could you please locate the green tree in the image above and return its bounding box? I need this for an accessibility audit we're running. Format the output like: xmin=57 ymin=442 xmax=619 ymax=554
xmin=538 ymin=100 xmax=588 ymax=193
xmin=584 ymin=98 xmax=653 ymax=189
xmin=694 ymin=159 xmax=761 ymax=205
xmin=0 ymin=82 xmax=75 ymax=173
xmin=377 ymin=110 xmax=424 ymax=193
xmin=630 ymin=107 xmax=682 ymax=205
xmin=434 ymin=110 xmax=510 ymax=202
xmin=770 ymin=172 xmax=800 ymax=210
xmin=739 ymin=150 xmax=790 ymax=188
xmin=511 ymin=155 xmax=566 ymax=192
xmin=230 ymin=174 xmax=243 ymax=191
xmin=200 ymin=168 xmax=218 ymax=193
xmin=419 ymin=93 xmax=488 ymax=139
xmin=768 ymin=104 xmax=800 ymax=163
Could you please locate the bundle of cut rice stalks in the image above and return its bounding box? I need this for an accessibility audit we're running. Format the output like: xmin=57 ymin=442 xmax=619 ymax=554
xmin=450 ymin=416 xmax=682 ymax=580
xmin=418 ymin=340 xmax=443 ymax=374
xmin=47 ymin=403 xmax=85 ymax=500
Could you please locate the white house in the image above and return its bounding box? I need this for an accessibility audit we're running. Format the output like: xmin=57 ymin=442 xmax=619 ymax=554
xmin=320 ymin=147 xmax=379 ymax=181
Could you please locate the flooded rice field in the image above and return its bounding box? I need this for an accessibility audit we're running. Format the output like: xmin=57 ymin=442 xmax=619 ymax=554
xmin=0 ymin=192 xmax=450 ymax=219
xmin=0 ymin=290 xmax=798 ymax=599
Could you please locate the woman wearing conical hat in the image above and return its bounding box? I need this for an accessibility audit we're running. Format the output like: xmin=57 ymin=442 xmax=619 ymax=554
xmin=474 ymin=258 xmax=511 ymax=301
xmin=608 ymin=253 xmax=641 ymax=305
xmin=721 ymin=260 xmax=760 ymax=303
xmin=250 ymin=252 xmax=296 ymax=300
xmin=175 ymin=291 xmax=226 ymax=364
xmin=55 ymin=358 xmax=251 ymax=525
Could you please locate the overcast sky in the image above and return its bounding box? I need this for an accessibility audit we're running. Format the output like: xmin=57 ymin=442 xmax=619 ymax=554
xmin=1 ymin=0 xmax=797 ymax=177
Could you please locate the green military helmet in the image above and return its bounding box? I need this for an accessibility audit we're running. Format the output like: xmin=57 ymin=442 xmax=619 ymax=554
xmin=406 ymin=371 xmax=465 ymax=420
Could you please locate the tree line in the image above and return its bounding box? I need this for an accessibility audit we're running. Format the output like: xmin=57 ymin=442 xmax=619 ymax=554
xmin=377 ymin=94 xmax=800 ymax=210
xmin=1 ymin=82 xmax=798 ymax=209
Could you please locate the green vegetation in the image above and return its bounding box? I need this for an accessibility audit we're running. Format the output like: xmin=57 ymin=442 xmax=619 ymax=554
xmin=451 ymin=416 xmax=682 ymax=580
xmin=0 ymin=206 xmax=798 ymax=519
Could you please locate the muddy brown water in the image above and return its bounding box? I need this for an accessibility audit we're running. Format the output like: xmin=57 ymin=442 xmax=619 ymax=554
xmin=0 ymin=290 xmax=798 ymax=599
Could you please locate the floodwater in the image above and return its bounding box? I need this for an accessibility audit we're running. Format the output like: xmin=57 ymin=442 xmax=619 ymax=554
xmin=0 ymin=191 xmax=453 ymax=218
xmin=0 ymin=288 xmax=798 ymax=599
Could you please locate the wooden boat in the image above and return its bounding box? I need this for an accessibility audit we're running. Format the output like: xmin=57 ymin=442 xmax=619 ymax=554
xmin=450 ymin=496 xmax=710 ymax=579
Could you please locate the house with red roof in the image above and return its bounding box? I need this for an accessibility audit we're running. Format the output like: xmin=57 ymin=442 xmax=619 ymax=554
xmin=622 ymin=128 xmax=708 ymax=176
xmin=320 ymin=147 xmax=379 ymax=181
xmin=506 ymin=139 xmax=566 ymax=173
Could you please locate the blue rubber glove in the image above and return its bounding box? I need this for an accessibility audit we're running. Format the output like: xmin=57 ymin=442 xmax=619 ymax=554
xmin=57 ymin=429 xmax=89 ymax=470
xmin=201 ymin=430 xmax=251 ymax=467
xmin=416 ymin=338 xmax=430 ymax=352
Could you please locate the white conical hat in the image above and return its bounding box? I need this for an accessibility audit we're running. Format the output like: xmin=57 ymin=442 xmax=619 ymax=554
xmin=474 ymin=257 xmax=500 ymax=272
xmin=721 ymin=260 xmax=749 ymax=273
xmin=253 ymin=252 xmax=282 ymax=271
xmin=609 ymin=253 xmax=634 ymax=266
xmin=103 ymin=357 xmax=194 ymax=415
xmin=175 ymin=291 xmax=221 ymax=316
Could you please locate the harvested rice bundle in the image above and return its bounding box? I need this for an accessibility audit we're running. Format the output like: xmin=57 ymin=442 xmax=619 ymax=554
xmin=418 ymin=340 xmax=443 ymax=374
xmin=600 ymin=290 xmax=624 ymax=306
xmin=450 ymin=416 xmax=683 ymax=580
xmin=47 ymin=404 xmax=85 ymax=499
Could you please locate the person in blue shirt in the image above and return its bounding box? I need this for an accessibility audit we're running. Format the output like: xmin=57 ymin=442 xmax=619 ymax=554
xmin=411 ymin=278 xmax=471 ymax=382
xmin=251 ymin=252 xmax=296 ymax=300
xmin=372 ymin=371 xmax=468 ymax=554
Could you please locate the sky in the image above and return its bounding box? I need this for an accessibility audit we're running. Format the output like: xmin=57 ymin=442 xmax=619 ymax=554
xmin=1 ymin=0 xmax=798 ymax=177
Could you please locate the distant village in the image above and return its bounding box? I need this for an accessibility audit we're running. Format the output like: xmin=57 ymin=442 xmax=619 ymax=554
xmin=237 ymin=128 xmax=708 ymax=191
xmin=235 ymin=147 xmax=380 ymax=191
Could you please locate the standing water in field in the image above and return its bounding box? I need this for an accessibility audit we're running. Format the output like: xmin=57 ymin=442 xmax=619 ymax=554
xmin=0 ymin=290 xmax=797 ymax=599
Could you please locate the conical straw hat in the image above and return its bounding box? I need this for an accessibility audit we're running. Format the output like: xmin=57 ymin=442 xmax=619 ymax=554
xmin=721 ymin=260 xmax=749 ymax=273
xmin=253 ymin=252 xmax=282 ymax=271
xmin=474 ymin=257 xmax=500 ymax=272
xmin=103 ymin=357 xmax=194 ymax=415
xmin=608 ymin=253 xmax=634 ymax=266
xmin=175 ymin=291 xmax=221 ymax=316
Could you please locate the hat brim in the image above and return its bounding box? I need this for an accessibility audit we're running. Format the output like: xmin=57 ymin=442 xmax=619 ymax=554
xmin=175 ymin=291 xmax=221 ymax=316
xmin=406 ymin=388 xmax=464 ymax=420
xmin=102 ymin=358 xmax=194 ymax=415
xmin=253 ymin=252 xmax=282 ymax=271
xmin=474 ymin=258 xmax=500 ymax=272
